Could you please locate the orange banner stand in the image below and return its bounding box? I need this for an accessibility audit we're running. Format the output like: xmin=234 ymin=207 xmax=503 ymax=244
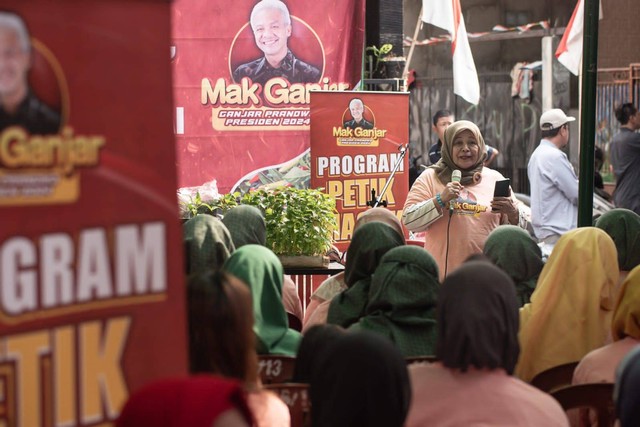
xmin=310 ymin=91 xmax=410 ymax=251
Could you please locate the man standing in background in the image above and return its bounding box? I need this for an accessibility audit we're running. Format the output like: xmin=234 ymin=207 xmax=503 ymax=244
xmin=527 ymin=108 xmax=579 ymax=256
xmin=610 ymin=103 xmax=640 ymax=215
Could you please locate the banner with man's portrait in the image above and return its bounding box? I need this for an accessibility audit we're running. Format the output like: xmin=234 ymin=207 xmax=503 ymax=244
xmin=0 ymin=3 xmax=186 ymax=427
xmin=172 ymin=0 xmax=366 ymax=194
xmin=310 ymin=91 xmax=410 ymax=251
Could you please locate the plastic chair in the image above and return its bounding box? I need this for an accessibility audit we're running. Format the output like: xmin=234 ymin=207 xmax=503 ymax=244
xmin=550 ymin=383 xmax=615 ymax=427
xmin=530 ymin=361 xmax=580 ymax=393
xmin=258 ymin=355 xmax=296 ymax=384
xmin=405 ymin=355 xmax=437 ymax=365
xmin=264 ymin=383 xmax=310 ymax=427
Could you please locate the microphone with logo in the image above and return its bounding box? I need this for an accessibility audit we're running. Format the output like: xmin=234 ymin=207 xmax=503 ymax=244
xmin=450 ymin=170 xmax=462 ymax=214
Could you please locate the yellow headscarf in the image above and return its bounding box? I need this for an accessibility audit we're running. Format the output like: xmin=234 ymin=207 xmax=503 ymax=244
xmin=429 ymin=120 xmax=487 ymax=185
xmin=612 ymin=265 xmax=640 ymax=341
xmin=516 ymin=227 xmax=619 ymax=382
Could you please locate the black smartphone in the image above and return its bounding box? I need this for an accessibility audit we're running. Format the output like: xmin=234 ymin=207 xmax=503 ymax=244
xmin=493 ymin=178 xmax=511 ymax=197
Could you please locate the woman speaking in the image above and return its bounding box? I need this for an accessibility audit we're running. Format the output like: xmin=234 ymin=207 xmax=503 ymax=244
xmin=403 ymin=120 xmax=528 ymax=280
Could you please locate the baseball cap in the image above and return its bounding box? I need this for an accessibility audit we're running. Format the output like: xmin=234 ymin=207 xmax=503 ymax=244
xmin=539 ymin=108 xmax=576 ymax=130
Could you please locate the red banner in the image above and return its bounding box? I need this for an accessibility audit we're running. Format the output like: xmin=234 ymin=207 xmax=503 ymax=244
xmin=172 ymin=0 xmax=366 ymax=194
xmin=310 ymin=91 xmax=410 ymax=251
xmin=0 ymin=3 xmax=186 ymax=426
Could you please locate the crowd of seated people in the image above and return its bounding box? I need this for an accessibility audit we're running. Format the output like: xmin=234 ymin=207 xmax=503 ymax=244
xmin=116 ymin=119 xmax=640 ymax=426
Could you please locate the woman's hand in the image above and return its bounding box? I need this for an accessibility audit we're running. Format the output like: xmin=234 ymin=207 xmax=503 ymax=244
xmin=491 ymin=196 xmax=518 ymax=224
xmin=441 ymin=181 xmax=463 ymax=204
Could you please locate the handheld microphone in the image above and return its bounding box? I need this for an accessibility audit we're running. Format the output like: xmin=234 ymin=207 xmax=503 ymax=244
xmin=450 ymin=170 xmax=462 ymax=213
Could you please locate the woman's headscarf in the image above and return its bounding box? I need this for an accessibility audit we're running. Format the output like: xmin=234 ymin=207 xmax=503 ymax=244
xmin=116 ymin=375 xmax=253 ymax=427
xmin=483 ymin=225 xmax=544 ymax=307
xmin=595 ymin=208 xmax=640 ymax=271
xmin=615 ymin=346 xmax=640 ymax=427
xmin=355 ymin=207 xmax=406 ymax=242
xmin=516 ymin=227 xmax=619 ymax=382
xmin=224 ymin=245 xmax=301 ymax=356
xmin=429 ymin=120 xmax=486 ymax=185
xmin=183 ymin=214 xmax=235 ymax=275
xmin=221 ymin=205 xmax=267 ymax=248
xmin=351 ymin=246 xmax=439 ymax=357
xmin=612 ymin=264 xmax=640 ymax=341
xmin=292 ymin=324 xmax=345 ymax=383
xmin=310 ymin=331 xmax=411 ymax=427
xmin=327 ymin=222 xmax=405 ymax=327
xmin=437 ymin=261 xmax=520 ymax=374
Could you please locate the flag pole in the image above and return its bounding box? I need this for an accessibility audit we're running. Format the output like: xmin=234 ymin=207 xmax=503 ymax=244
xmin=402 ymin=7 xmax=423 ymax=82
xmin=577 ymin=0 xmax=599 ymax=227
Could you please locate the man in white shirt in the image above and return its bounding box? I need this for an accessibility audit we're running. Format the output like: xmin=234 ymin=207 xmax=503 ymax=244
xmin=527 ymin=108 xmax=579 ymax=255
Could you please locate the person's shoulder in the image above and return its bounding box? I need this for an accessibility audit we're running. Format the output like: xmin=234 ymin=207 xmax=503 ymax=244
xmin=27 ymin=93 xmax=61 ymax=135
xmin=481 ymin=167 xmax=505 ymax=179
xmin=506 ymin=377 xmax=569 ymax=423
xmin=233 ymin=58 xmax=264 ymax=79
xmin=247 ymin=389 xmax=291 ymax=426
xmin=291 ymin=54 xmax=321 ymax=81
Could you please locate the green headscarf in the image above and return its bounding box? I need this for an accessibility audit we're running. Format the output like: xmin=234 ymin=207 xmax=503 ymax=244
xmin=429 ymin=120 xmax=486 ymax=185
xmin=327 ymin=222 xmax=405 ymax=327
xmin=350 ymin=246 xmax=439 ymax=357
xmin=596 ymin=208 xmax=640 ymax=271
xmin=224 ymin=244 xmax=301 ymax=356
xmin=483 ymin=225 xmax=543 ymax=307
xmin=183 ymin=214 xmax=235 ymax=275
xmin=221 ymin=205 xmax=267 ymax=247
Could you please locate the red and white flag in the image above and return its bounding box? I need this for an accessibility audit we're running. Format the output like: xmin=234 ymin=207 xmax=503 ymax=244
xmin=422 ymin=0 xmax=480 ymax=104
xmin=555 ymin=0 xmax=602 ymax=76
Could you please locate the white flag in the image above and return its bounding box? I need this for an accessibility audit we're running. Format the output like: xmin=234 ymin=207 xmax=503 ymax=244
xmin=555 ymin=0 xmax=603 ymax=76
xmin=422 ymin=0 xmax=480 ymax=104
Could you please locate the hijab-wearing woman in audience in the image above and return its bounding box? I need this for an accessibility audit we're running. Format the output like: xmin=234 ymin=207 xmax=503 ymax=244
xmin=303 ymin=207 xmax=406 ymax=330
xmin=292 ymin=324 xmax=346 ymax=383
xmin=483 ymin=224 xmax=544 ymax=307
xmin=614 ymin=346 xmax=640 ymax=427
xmin=350 ymin=245 xmax=439 ymax=357
xmin=116 ymin=375 xmax=254 ymax=427
xmin=222 ymin=205 xmax=304 ymax=328
xmin=325 ymin=222 xmax=405 ymax=328
xmin=595 ymin=208 xmax=640 ymax=285
xmin=188 ymin=270 xmax=290 ymax=426
xmin=573 ymin=264 xmax=640 ymax=384
xmin=224 ymin=244 xmax=301 ymax=356
xmin=516 ymin=227 xmax=619 ymax=382
xmin=309 ymin=330 xmax=411 ymax=427
xmin=406 ymin=261 xmax=569 ymax=427
xmin=183 ymin=214 xmax=235 ymax=275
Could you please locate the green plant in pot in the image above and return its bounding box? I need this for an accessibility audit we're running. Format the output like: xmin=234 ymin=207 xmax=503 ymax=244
xmin=180 ymin=192 xmax=239 ymax=220
xmin=365 ymin=43 xmax=406 ymax=79
xmin=241 ymin=186 xmax=338 ymax=267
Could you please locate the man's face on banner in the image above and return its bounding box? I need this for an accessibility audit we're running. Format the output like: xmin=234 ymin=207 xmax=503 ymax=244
xmin=349 ymin=100 xmax=364 ymax=122
xmin=251 ymin=8 xmax=291 ymax=58
xmin=0 ymin=27 xmax=30 ymax=97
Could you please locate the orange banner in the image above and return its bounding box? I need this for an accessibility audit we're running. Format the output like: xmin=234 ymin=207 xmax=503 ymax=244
xmin=310 ymin=92 xmax=410 ymax=251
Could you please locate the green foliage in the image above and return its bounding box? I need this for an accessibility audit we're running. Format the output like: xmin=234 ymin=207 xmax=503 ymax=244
xmin=365 ymin=43 xmax=394 ymax=77
xmin=240 ymin=187 xmax=338 ymax=256
xmin=181 ymin=192 xmax=240 ymax=218
xmin=179 ymin=187 xmax=338 ymax=256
